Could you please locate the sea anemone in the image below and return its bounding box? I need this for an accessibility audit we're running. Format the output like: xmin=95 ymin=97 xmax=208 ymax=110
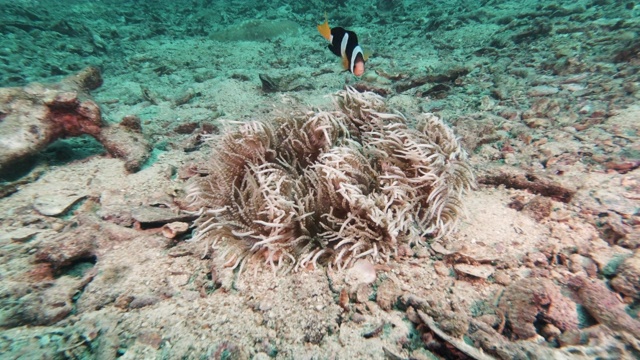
xmin=186 ymin=87 xmax=474 ymax=271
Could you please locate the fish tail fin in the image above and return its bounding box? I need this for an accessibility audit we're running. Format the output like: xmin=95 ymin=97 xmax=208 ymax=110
xmin=317 ymin=12 xmax=331 ymax=41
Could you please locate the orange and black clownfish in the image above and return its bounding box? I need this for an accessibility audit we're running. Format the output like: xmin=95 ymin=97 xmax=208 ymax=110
xmin=317 ymin=14 xmax=368 ymax=77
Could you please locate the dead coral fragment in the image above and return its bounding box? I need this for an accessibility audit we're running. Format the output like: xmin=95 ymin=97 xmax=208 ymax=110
xmin=499 ymin=278 xmax=579 ymax=340
xmin=0 ymin=67 xmax=149 ymax=173
xmin=570 ymin=275 xmax=640 ymax=339
xmin=187 ymin=87 xmax=474 ymax=270
xmin=479 ymin=168 xmax=575 ymax=203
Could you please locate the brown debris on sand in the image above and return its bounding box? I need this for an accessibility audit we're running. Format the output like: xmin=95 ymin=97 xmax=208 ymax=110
xmin=498 ymin=277 xmax=579 ymax=340
xmin=479 ymin=168 xmax=576 ymax=202
xmin=0 ymin=67 xmax=149 ymax=173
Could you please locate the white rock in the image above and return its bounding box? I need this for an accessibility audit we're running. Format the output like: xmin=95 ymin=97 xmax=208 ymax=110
xmin=0 ymin=227 xmax=41 ymax=242
xmin=453 ymin=263 xmax=495 ymax=279
xmin=33 ymin=193 xmax=86 ymax=216
xmin=345 ymin=259 xmax=377 ymax=287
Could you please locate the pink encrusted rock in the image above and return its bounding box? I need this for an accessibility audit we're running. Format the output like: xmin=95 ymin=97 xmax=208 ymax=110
xmin=376 ymin=277 xmax=400 ymax=310
xmin=499 ymin=277 xmax=578 ymax=340
xmin=34 ymin=226 xmax=97 ymax=270
xmin=0 ymin=67 xmax=149 ymax=173
xmin=570 ymin=275 xmax=640 ymax=339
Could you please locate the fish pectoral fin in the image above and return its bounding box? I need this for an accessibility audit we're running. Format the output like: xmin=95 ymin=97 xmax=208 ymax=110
xmin=363 ymin=49 xmax=372 ymax=61
xmin=341 ymin=56 xmax=350 ymax=70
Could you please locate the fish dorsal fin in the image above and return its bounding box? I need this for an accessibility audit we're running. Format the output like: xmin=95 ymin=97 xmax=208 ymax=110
xmin=317 ymin=12 xmax=331 ymax=41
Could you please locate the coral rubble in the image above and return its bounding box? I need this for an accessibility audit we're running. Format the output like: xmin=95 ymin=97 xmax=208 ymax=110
xmin=499 ymin=277 xmax=579 ymax=340
xmin=0 ymin=67 xmax=149 ymax=174
xmin=187 ymin=87 xmax=474 ymax=270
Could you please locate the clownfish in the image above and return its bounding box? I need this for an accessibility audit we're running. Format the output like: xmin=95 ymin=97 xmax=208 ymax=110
xmin=317 ymin=14 xmax=368 ymax=77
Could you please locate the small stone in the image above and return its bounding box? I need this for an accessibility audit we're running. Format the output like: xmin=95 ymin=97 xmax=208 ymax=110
xmin=524 ymin=251 xmax=549 ymax=267
xmin=430 ymin=242 xmax=454 ymax=255
xmin=120 ymin=115 xmax=142 ymax=132
xmin=161 ymin=221 xmax=190 ymax=239
xmin=504 ymin=152 xmax=518 ymax=165
xmin=137 ymin=331 xmax=163 ymax=349
xmin=114 ymin=294 xmax=134 ymax=309
xmin=561 ymin=83 xmax=585 ymax=92
xmin=578 ymin=104 xmax=592 ymax=114
xmin=351 ymin=313 xmax=366 ymax=323
xmin=523 ymin=117 xmax=551 ymax=128
xmin=433 ymin=261 xmax=450 ymax=277
xmin=414 ymin=245 xmax=431 ymax=258
xmin=131 ymin=206 xmax=192 ymax=224
xmin=593 ymin=190 xmax=637 ymax=217
xmin=354 ymin=284 xmax=372 ymax=304
xmin=610 ymin=250 xmax=640 ymax=299
xmin=376 ymin=278 xmax=400 ymax=310
xmin=540 ymin=323 xmax=561 ymax=341
xmin=528 ymin=85 xmax=559 ymax=97
xmin=558 ymin=329 xmax=583 ymax=346
xmin=258 ymin=301 xmax=273 ymax=312
xmin=39 ymin=335 xmax=51 ymax=347
xmin=479 ymin=96 xmax=495 ymax=111
xmin=1 ymin=227 xmax=41 ymax=242
xmin=129 ymin=295 xmax=160 ymax=309
xmin=476 ymin=314 xmax=501 ymax=328
xmin=568 ymin=254 xmax=597 ymax=276
xmin=51 ymin=222 xmax=65 ymax=231
xmin=346 ymin=259 xmax=377 ymax=287
xmin=522 ymin=196 xmax=552 ymax=222
xmin=453 ymin=263 xmax=495 ymax=279
xmin=33 ymin=194 xmax=86 ymax=216
xmin=588 ymin=245 xmax=632 ymax=277
xmin=493 ymin=270 xmax=512 ymax=286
